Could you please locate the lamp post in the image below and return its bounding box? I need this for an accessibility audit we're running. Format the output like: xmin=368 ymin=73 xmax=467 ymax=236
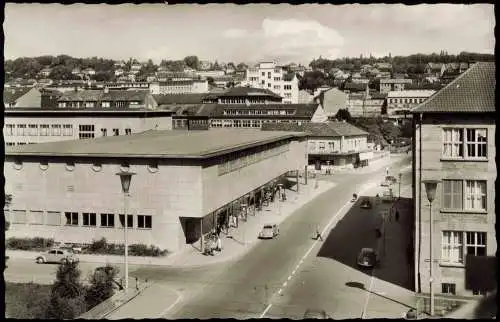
xmin=422 ymin=179 xmax=440 ymax=317
xmin=398 ymin=173 xmax=402 ymax=200
xmin=116 ymin=171 xmax=136 ymax=292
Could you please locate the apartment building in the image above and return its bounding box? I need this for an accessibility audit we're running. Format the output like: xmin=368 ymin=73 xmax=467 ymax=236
xmin=411 ymin=62 xmax=496 ymax=297
xmin=57 ymin=88 xmax=157 ymax=110
xmin=261 ymin=121 xmax=370 ymax=170
xmin=386 ymin=90 xmax=436 ymax=118
xmin=149 ymin=79 xmax=209 ymax=94
xmin=4 ymin=129 xmax=307 ymax=252
xmin=379 ymin=78 xmax=413 ymax=94
xmin=245 ymin=61 xmax=299 ymax=104
xmin=4 ymin=108 xmax=173 ymax=146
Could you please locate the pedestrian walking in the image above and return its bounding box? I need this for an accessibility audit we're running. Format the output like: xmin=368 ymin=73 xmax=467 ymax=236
xmin=386 ymin=167 xmax=389 ymax=176
xmin=315 ymin=225 xmax=323 ymax=241
xmin=216 ymin=236 xmax=222 ymax=252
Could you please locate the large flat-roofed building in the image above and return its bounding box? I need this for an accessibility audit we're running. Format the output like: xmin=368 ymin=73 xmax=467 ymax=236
xmin=5 ymin=129 xmax=307 ymax=252
xmin=3 ymin=108 xmax=173 ymax=146
xmin=411 ymin=62 xmax=496 ymax=297
xmin=386 ymin=90 xmax=436 ymax=118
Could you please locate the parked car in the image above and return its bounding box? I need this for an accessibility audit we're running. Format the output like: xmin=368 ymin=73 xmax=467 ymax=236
xmin=357 ymin=248 xmax=379 ymax=268
xmin=360 ymin=198 xmax=372 ymax=209
xmin=258 ymin=224 xmax=279 ymax=239
xmin=35 ymin=248 xmax=79 ymax=264
xmin=303 ymin=308 xmax=330 ymax=319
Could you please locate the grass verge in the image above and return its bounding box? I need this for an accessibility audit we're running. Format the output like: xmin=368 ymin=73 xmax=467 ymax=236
xmin=5 ymin=282 xmax=51 ymax=319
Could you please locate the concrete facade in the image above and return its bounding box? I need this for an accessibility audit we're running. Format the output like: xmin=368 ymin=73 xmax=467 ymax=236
xmin=5 ymin=130 xmax=307 ymax=253
xmin=413 ymin=114 xmax=496 ymax=296
xmin=318 ymin=88 xmax=348 ymax=117
xmin=3 ymin=110 xmax=173 ymax=146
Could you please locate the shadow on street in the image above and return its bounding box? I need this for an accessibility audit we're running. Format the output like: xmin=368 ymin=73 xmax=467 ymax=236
xmin=317 ymin=195 xmax=414 ymax=290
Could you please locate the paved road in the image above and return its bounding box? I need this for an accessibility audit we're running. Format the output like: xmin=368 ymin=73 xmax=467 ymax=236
xmin=266 ymin=164 xmax=415 ymax=319
xmin=164 ymin=156 xmax=412 ymax=318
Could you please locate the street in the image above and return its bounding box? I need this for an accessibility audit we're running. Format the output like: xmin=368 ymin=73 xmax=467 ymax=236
xmin=164 ymin=155 xmax=413 ymax=318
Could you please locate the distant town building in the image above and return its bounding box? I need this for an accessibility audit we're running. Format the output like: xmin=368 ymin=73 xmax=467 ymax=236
xmin=244 ymin=61 xmax=299 ymax=104
xmin=314 ymin=87 xmax=348 ymax=117
xmin=195 ymin=70 xmax=226 ymax=79
xmin=386 ymin=90 xmax=436 ymax=118
xmin=149 ymin=79 xmax=209 ymax=95
xmin=411 ymin=62 xmax=496 ymax=297
xmin=57 ymin=88 xmax=157 ymax=109
xmin=379 ymin=78 xmax=413 ymax=94
xmin=298 ymin=90 xmax=314 ymax=104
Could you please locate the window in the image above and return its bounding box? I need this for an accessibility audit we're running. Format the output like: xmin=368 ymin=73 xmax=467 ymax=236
xmin=82 ymin=212 xmax=97 ymax=226
xmin=119 ymin=214 xmax=134 ymax=228
xmin=442 ymin=128 xmax=488 ymax=159
xmin=11 ymin=210 xmax=27 ymax=224
xmin=5 ymin=124 xmax=15 ymax=135
xmin=38 ymin=124 xmax=49 ymax=136
xmin=102 ymin=101 xmax=110 ymax=108
xmin=6 ymin=142 xmax=15 ymax=146
xmin=261 ymin=72 xmax=265 ymax=76
xmin=319 ymin=142 xmax=326 ymax=150
xmin=466 ymin=129 xmax=487 ymax=158
xmin=442 ymin=283 xmax=456 ymax=295
xmin=466 ymin=232 xmax=486 ymax=256
xmin=29 ymin=124 xmax=39 ymax=136
xmin=137 ymin=215 xmax=152 ymax=229
xmin=464 ymin=180 xmax=487 ymax=211
xmin=442 ymin=179 xmax=486 ymax=211
xmin=268 ymin=83 xmax=271 ymax=88
xmin=65 ymin=212 xmax=79 ymax=226
xmin=113 ymin=128 xmax=119 ymax=136
xmin=17 ymin=124 xmax=27 ymax=136
xmin=125 ymin=128 xmax=132 ymax=135
xmin=51 ymin=124 xmax=62 ymax=136
xmin=442 ymin=231 xmax=463 ymax=263
xmin=46 ymin=211 xmax=61 ymax=226
xmin=63 ymin=124 xmax=73 ymax=136
xmin=261 ymin=80 xmax=265 ymax=85
xmin=101 ymin=128 xmax=107 ymax=136
xmin=100 ymin=213 xmax=115 ymax=228
xmin=442 ymin=231 xmax=487 ymax=264
xmin=79 ymin=124 xmax=95 ymax=139
xmin=473 ymin=289 xmax=487 ymax=296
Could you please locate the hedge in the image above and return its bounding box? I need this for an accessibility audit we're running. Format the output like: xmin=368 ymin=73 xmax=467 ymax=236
xmin=7 ymin=237 xmax=54 ymax=250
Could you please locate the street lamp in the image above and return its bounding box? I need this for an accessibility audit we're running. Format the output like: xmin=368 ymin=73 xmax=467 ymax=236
xmin=116 ymin=171 xmax=136 ymax=292
xmin=422 ymin=179 xmax=440 ymax=317
xmin=398 ymin=173 xmax=402 ymax=200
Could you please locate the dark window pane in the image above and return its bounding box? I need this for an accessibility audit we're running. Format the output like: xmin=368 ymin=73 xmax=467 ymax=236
xmin=477 ymin=247 xmax=486 ymax=256
xmin=145 ymin=216 xmax=152 ymax=228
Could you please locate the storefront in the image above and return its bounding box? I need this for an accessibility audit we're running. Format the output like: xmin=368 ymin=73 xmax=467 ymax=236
xmin=358 ymin=151 xmax=374 ymax=167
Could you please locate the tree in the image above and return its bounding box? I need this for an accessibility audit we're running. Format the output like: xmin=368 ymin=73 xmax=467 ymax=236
xmin=183 ymin=56 xmax=199 ymax=70
xmin=46 ymin=261 xmax=87 ymax=319
xmin=5 ymin=194 xmax=12 ymax=231
xmin=206 ymin=77 xmax=215 ymax=86
xmin=335 ymin=108 xmax=352 ymax=122
xmin=299 ymin=71 xmax=326 ymax=91
xmin=85 ymin=264 xmax=120 ymax=310
xmin=236 ymin=62 xmax=248 ymax=71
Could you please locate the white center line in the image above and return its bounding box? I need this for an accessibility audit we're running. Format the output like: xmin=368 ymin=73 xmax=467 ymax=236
xmin=291 ymin=269 xmax=296 ymax=275
xmin=283 ymin=281 xmax=288 ymax=287
xmin=287 ymin=276 xmax=292 ymax=281
xmin=258 ymin=179 xmax=380 ymax=319
xmin=361 ymin=273 xmax=375 ymax=319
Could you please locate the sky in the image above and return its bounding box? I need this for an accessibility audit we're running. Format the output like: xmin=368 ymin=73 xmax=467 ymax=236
xmin=4 ymin=3 xmax=495 ymax=65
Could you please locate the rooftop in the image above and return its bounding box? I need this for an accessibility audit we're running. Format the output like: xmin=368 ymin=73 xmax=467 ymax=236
xmin=153 ymin=93 xmax=207 ymax=105
xmin=215 ymin=87 xmax=282 ymax=98
xmin=5 ymin=129 xmax=305 ymax=160
xmin=412 ymin=62 xmax=495 ymax=113
xmin=261 ymin=121 xmax=368 ymax=137
xmin=387 ymin=90 xmax=436 ymax=98
xmin=3 ymin=87 xmax=32 ymax=104
xmin=58 ymin=89 xmax=150 ymax=102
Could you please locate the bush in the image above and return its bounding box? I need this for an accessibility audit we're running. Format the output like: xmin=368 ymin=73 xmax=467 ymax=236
xmin=86 ymin=238 xmax=168 ymax=257
xmin=6 ymin=237 xmax=54 ymax=250
xmin=88 ymin=237 xmax=108 ymax=254
xmin=85 ymin=264 xmax=119 ymax=310
xmin=129 ymin=244 xmax=168 ymax=257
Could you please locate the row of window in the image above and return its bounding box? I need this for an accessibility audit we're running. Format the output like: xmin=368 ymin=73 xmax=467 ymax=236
xmin=442 ymin=128 xmax=487 ymax=159
xmin=58 ymin=101 xmax=137 ymax=108
xmin=5 ymin=124 xmax=73 ymax=136
xmin=222 ymin=109 xmax=295 ymax=116
xmin=387 ymin=97 xmax=426 ymax=104
xmin=7 ymin=210 xmax=153 ymax=229
xmin=11 ymin=160 xmax=159 ymax=173
xmin=210 ymin=119 xmax=306 ymax=129
xmin=218 ymin=142 xmax=290 ymax=176
xmin=441 ymin=231 xmax=487 ymax=264
xmin=441 ymin=282 xmax=487 ymax=296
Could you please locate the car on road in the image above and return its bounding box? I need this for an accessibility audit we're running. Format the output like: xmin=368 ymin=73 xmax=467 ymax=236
xmin=360 ymin=198 xmax=372 ymax=209
xmin=303 ymin=308 xmax=330 ymax=319
xmin=357 ymin=248 xmax=379 ymax=268
xmin=381 ymin=175 xmax=397 ymax=187
xmin=35 ymin=248 xmax=79 ymax=264
xmin=258 ymin=224 xmax=279 ymax=239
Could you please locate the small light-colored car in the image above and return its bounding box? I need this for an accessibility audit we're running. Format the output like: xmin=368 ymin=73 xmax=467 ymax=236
xmin=35 ymin=248 xmax=79 ymax=264
xmin=357 ymin=248 xmax=378 ymax=268
xmin=258 ymin=224 xmax=279 ymax=239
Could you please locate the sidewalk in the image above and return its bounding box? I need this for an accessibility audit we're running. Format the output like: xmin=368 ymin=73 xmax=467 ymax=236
xmin=6 ymin=180 xmax=336 ymax=269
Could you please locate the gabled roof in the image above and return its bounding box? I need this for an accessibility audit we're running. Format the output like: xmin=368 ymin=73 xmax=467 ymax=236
xmin=344 ymin=82 xmax=367 ymax=92
xmin=261 ymin=121 xmax=368 ymax=137
xmin=3 ymin=87 xmax=32 ymax=104
xmin=217 ymin=87 xmax=282 ymax=98
xmin=412 ymin=62 xmax=495 ymax=113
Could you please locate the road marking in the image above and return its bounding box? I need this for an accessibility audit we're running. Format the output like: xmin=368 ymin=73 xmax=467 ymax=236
xmin=361 ymin=273 xmax=375 ymax=319
xmin=291 ymin=269 xmax=296 ymax=275
xmin=287 ymin=276 xmax=292 ymax=281
xmin=283 ymin=281 xmax=288 ymax=287
xmin=258 ymin=179 xmax=379 ymax=319
xmin=159 ymin=287 xmax=183 ymax=317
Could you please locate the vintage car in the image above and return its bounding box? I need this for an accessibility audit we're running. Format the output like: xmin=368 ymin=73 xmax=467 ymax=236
xmin=258 ymin=224 xmax=279 ymax=239
xmin=357 ymin=248 xmax=379 ymax=268
xmin=35 ymin=248 xmax=79 ymax=264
